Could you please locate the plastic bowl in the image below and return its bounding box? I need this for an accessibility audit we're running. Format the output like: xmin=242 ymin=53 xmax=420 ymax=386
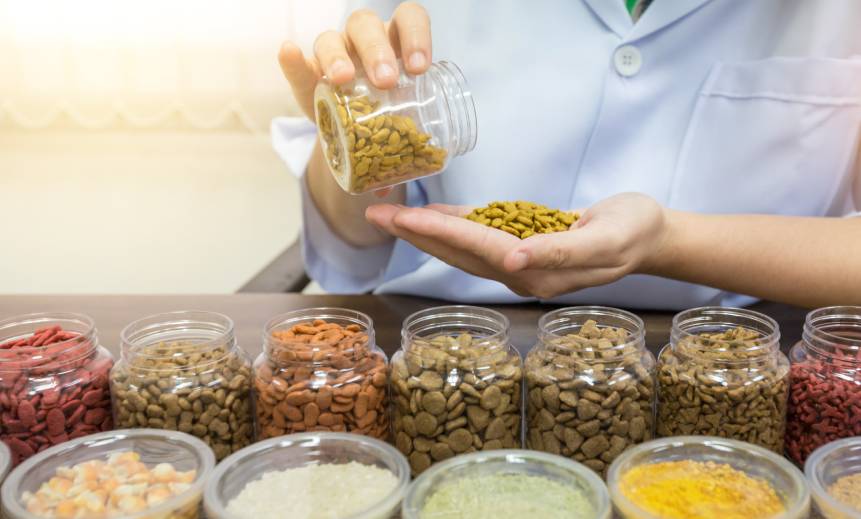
xmin=0 ymin=441 xmax=10 ymax=485
xmin=805 ymin=436 xmax=861 ymax=519
xmin=607 ymin=436 xmax=810 ymax=519
xmin=0 ymin=429 xmax=215 ymax=519
xmin=204 ymin=432 xmax=410 ymax=519
xmin=402 ymin=449 xmax=611 ymax=519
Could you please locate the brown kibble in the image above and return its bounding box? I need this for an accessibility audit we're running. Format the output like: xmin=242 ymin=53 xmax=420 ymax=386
xmin=465 ymin=201 xmax=579 ymax=238
xmin=447 ymin=428 xmax=474 ymax=453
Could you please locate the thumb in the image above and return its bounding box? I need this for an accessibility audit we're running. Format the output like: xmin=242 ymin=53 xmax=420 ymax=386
xmin=278 ymin=41 xmax=322 ymax=121
xmin=503 ymin=225 xmax=602 ymax=272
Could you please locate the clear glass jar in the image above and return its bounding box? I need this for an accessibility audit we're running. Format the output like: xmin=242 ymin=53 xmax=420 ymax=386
xmin=110 ymin=311 xmax=254 ymax=461
xmin=314 ymin=60 xmax=477 ymax=194
xmin=0 ymin=312 xmax=114 ymax=466
xmin=402 ymin=449 xmax=611 ymax=519
xmin=254 ymin=308 xmax=389 ymax=440
xmin=525 ymin=307 xmax=656 ymax=477
xmin=1 ymin=428 xmax=215 ymax=519
xmin=608 ymin=436 xmax=810 ymax=519
xmin=786 ymin=306 xmax=861 ymax=466
xmin=391 ymin=306 xmax=522 ymax=476
xmin=204 ymin=432 xmax=410 ymax=519
xmin=805 ymin=436 xmax=861 ymax=519
xmin=656 ymin=307 xmax=789 ymax=453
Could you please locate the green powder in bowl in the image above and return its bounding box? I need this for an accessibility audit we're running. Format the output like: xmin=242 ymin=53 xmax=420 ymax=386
xmin=420 ymin=472 xmax=594 ymax=518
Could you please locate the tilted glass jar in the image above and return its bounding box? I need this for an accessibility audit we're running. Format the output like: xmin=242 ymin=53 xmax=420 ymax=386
xmin=786 ymin=306 xmax=861 ymax=465
xmin=391 ymin=306 xmax=522 ymax=476
xmin=525 ymin=307 xmax=656 ymax=477
xmin=0 ymin=312 xmax=113 ymax=466
xmin=314 ymin=60 xmax=477 ymax=194
xmin=110 ymin=311 xmax=254 ymax=461
xmin=656 ymin=307 xmax=789 ymax=453
xmin=254 ymin=308 xmax=389 ymax=440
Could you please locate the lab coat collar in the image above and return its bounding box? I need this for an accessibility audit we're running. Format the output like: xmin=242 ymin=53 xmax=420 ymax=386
xmin=582 ymin=0 xmax=716 ymax=41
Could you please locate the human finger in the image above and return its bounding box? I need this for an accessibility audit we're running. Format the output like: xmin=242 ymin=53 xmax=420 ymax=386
xmin=313 ymin=30 xmax=355 ymax=85
xmin=346 ymin=9 xmax=399 ymax=88
xmin=424 ymin=203 xmax=473 ymax=217
xmin=278 ymin=41 xmax=323 ymax=119
xmin=390 ymin=1 xmax=431 ymax=74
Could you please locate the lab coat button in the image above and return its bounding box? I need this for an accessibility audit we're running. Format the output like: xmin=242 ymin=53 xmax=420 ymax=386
xmin=614 ymin=45 xmax=642 ymax=76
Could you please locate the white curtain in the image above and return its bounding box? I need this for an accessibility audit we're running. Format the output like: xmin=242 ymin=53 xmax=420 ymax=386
xmin=0 ymin=0 xmax=347 ymax=133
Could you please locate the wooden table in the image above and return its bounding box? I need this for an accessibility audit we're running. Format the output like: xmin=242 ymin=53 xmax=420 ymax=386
xmin=0 ymin=295 xmax=810 ymax=358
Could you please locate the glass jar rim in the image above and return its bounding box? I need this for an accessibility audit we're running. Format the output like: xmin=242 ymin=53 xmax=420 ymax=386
xmin=802 ymin=306 xmax=861 ymax=360
xmin=0 ymin=428 xmax=215 ymax=519
xmin=538 ymin=306 xmax=645 ymax=358
xmin=0 ymin=312 xmax=98 ymax=370
xmin=401 ymin=449 xmax=611 ymax=519
xmin=401 ymin=305 xmax=510 ymax=352
xmin=804 ymin=436 xmax=861 ymax=519
xmin=670 ymin=306 xmax=781 ymax=360
xmin=263 ymin=307 xmax=377 ymax=365
xmin=607 ymin=436 xmax=810 ymax=519
xmin=120 ymin=310 xmax=235 ymax=366
xmin=203 ymin=432 xmax=410 ymax=519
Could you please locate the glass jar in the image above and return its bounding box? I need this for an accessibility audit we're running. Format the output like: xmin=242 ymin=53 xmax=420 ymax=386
xmin=314 ymin=60 xmax=477 ymax=194
xmin=656 ymin=307 xmax=789 ymax=453
xmin=1 ymin=428 xmax=215 ymax=519
xmin=254 ymin=308 xmax=389 ymax=440
xmin=391 ymin=306 xmax=522 ymax=476
xmin=402 ymin=449 xmax=611 ymax=519
xmin=805 ymin=436 xmax=861 ymax=519
xmin=608 ymin=436 xmax=810 ymax=519
xmin=204 ymin=432 xmax=410 ymax=519
xmin=0 ymin=312 xmax=114 ymax=466
xmin=525 ymin=307 xmax=656 ymax=477
xmin=110 ymin=311 xmax=254 ymax=461
xmin=786 ymin=306 xmax=861 ymax=465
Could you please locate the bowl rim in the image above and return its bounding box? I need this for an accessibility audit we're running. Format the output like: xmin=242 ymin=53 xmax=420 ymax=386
xmin=606 ymin=436 xmax=810 ymax=519
xmin=401 ymin=448 xmax=611 ymax=518
xmin=203 ymin=431 xmax=411 ymax=519
xmin=0 ymin=429 xmax=215 ymax=519
xmin=804 ymin=436 xmax=861 ymax=519
xmin=0 ymin=440 xmax=10 ymax=480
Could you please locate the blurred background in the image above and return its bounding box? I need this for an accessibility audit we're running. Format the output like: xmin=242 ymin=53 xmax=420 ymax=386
xmin=0 ymin=0 xmax=347 ymax=293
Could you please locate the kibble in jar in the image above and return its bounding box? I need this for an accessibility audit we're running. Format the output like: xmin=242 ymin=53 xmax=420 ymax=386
xmin=110 ymin=311 xmax=254 ymax=461
xmin=465 ymin=201 xmax=579 ymax=239
xmin=656 ymin=307 xmax=789 ymax=453
xmin=526 ymin=307 xmax=655 ymax=477
xmin=314 ymin=60 xmax=477 ymax=194
xmin=391 ymin=306 xmax=522 ymax=475
xmin=254 ymin=308 xmax=388 ymax=440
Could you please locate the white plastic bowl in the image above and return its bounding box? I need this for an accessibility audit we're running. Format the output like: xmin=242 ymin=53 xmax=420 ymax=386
xmin=805 ymin=436 xmax=861 ymax=519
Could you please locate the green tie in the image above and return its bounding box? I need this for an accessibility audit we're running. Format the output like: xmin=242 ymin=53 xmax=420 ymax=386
xmin=625 ymin=0 xmax=639 ymax=14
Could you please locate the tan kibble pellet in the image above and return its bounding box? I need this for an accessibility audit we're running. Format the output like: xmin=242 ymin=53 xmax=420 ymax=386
xmin=465 ymin=201 xmax=579 ymax=238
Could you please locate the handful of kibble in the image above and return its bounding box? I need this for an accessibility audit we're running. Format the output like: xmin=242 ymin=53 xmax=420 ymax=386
xmin=465 ymin=201 xmax=579 ymax=238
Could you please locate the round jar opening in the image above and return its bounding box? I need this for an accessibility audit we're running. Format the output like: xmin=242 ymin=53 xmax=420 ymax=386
xmin=539 ymin=306 xmax=645 ymax=360
xmin=0 ymin=312 xmax=98 ymax=370
xmin=671 ymin=307 xmax=780 ymax=362
xmin=120 ymin=310 xmax=235 ymax=369
xmin=402 ymin=305 xmax=510 ymax=355
xmin=263 ymin=307 xmax=377 ymax=366
xmin=802 ymin=306 xmax=861 ymax=363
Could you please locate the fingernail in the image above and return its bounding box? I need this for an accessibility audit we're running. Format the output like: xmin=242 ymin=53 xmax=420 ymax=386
xmin=328 ymin=59 xmax=350 ymax=78
xmin=509 ymin=251 xmax=529 ymax=271
xmin=408 ymin=52 xmax=426 ymax=70
xmin=375 ymin=62 xmax=396 ymax=82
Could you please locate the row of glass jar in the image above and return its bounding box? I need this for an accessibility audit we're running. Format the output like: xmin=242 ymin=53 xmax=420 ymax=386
xmin=0 ymin=304 xmax=858 ymax=472
xmin=2 ymin=428 xmax=859 ymax=519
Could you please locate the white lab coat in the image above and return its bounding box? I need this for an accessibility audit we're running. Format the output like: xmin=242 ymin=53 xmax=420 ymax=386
xmin=273 ymin=0 xmax=861 ymax=309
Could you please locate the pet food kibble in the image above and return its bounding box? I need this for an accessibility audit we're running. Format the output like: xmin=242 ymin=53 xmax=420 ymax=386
xmin=224 ymin=462 xmax=399 ymax=519
xmin=419 ymin=472 xmax=595 ymax=518
xmin=313 ymin=59 xmax=478 ymax=195
xmin=526 ymin=308 xmax=655 ymax=477
xmin=255 ymin=310 xmax=388 ymax=440
xmin=657 ymin=308 xmax=788 ymax=453
xmin=21 ymin=450 xmax=197 ymax=518
xmin=392 ymin=307 xmax=522 ymax=475
xmin=111 ymin=312 xmax=254 ymax=461
xmin=618 ymin=460 xmax=785 ymax=519
xmin=785 ymin=306 xmax=861 ymax=464
xmin=465 ymin=201 xmax=579 ymax=238
xmin=0 ymin=314 xmax=114 ymax=465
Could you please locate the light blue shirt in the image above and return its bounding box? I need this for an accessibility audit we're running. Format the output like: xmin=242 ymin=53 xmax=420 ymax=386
xmin=273 ymin=0 xmax=861 ymax=309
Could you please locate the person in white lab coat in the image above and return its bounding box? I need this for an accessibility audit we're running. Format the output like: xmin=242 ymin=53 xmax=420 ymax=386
xmin=274 ymin=0 xmax=861 ymax=309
